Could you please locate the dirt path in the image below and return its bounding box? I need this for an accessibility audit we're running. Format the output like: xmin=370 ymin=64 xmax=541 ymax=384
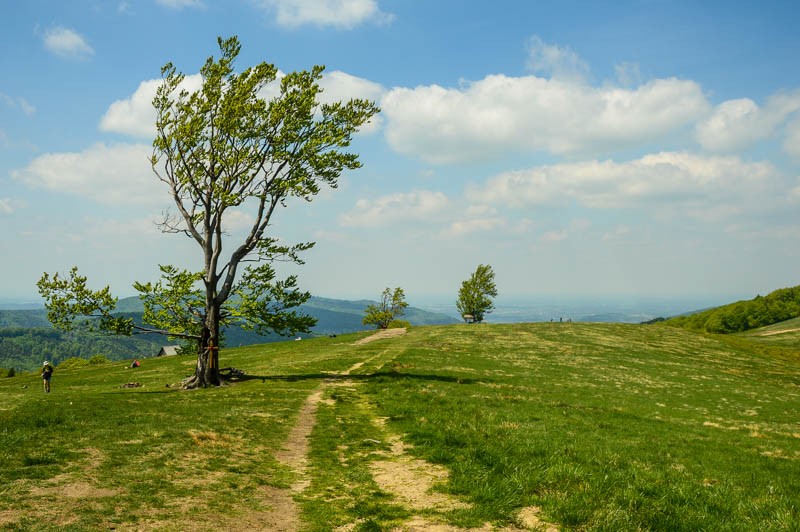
xmin=268 ymin=328 xmax=557 ymax=531
xmin=354 ymin=327 xmax=407 ymax=344
xmin=268 ymin=343 xmax=390 ymax=531
xmin=757 ymin=327 xmax=800 ymax=336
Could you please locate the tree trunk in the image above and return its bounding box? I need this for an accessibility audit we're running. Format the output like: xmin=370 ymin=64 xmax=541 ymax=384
xmin=183 ymin=307 xmax=222 ymax=389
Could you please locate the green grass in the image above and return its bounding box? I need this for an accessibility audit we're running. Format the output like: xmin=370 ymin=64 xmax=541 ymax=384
xmin=738 ymin=316 xmax=800 ymax=349
xmin=1 ymin=324 xmax=799 ymax=530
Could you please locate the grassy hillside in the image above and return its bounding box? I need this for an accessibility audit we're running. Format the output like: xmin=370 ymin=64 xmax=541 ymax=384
xmin=665 ymin=285 xmax=800 ymax=333
xmin=1 ymin=323 xmax=798 ymax=530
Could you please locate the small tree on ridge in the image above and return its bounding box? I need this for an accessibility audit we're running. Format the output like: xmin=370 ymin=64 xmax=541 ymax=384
xmin=363 ymin=287 xmax=409 ymax=329
xmin=456 ymin=264 xmax=497 ymax=323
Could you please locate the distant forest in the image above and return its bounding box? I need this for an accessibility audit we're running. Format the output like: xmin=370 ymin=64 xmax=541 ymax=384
xmin=665 ymin=286 xmax=800 ymax=334
xmin=0 ymin=326 xmax=163 ymax=373
xmin=0 ymin=296 xmax=457 ymax=373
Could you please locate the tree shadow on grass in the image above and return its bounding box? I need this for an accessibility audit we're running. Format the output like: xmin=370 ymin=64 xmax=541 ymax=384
xmin=105 ymin=370 xmax=486 ymax=394
xmin=235 ymin=370 xmax=484 ymax=386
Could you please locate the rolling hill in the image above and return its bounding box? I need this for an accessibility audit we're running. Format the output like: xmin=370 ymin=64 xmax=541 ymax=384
xmin=0 ymin=296 xmax=457 ymax=372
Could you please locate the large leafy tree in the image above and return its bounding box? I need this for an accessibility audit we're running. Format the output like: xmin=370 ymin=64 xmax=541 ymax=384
xmin=362 ymin=287 xmax=409 ymax=329
xmin=456 ymin=264 xmax=498 ymax=323
xmin=37 ymin=36 xmax=379 ymax=388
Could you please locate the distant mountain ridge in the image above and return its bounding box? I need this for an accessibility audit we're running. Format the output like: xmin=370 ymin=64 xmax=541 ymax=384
xmin=0 ymin=296 xmax=457 ymax=372
xmin=109 ymin=295 xmax=458 ymax=329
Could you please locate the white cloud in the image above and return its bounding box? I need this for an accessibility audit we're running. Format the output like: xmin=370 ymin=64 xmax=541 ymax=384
xmin=42 ymin=27 xmax=94 ymax=59
xmin=526 ymin=35 xmax=589 ymax=81
xmin=155 ymin=0 xmax=203 ymax=8
xmin=319 ymin=71 xmax=385 ymax=103
xmin=258 ymin=0 xmax=393 ymax=29
xmin=221 ymin=210 xmax=256 ymax=233
xmin=100 ymin=75 xmax=203 ymax=138
xmin=784 ymin=117 xmax=800 ymax=159
xmin=340 ymin=190 xmax=449 ymax=227
xmin=382 ymin=74 xmax=709 ymax=164
xmin=11 ymin=142 xmax=165 ymax=205
xmin=445 ymin=216 xmax=506 ymax=237
xmin=467 ymin=152 xmax=776 ymax=215
xmin=443 ymin=205 xmax=505 ymax=237
xmin=696 ymin=91 xmax=800 ymax=152
xmin=319 ymin=71 xmax=385 ymax=133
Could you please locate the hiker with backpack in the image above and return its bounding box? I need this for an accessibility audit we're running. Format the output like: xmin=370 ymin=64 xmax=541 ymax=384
xmin=42 ymin=361 xmax=53 ymax=393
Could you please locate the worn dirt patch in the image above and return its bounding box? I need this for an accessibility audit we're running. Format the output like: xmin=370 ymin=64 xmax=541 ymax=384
xmin=756 ymin=327 xmax=800 ymax=337
xmin=0 ymin=511 xmax=19 ymax=527
xmin=517 ymin=506 xmax=559 ymax=531
xmin=391 ymin=516 xmax=495 ymax=531
xmin=247 ymin=485 xmax=303 ymax=532
xmin=370 ymin=458 xmax=470 ymax=511
xmin=30 ymin=481 xmax=121 ymax=499
xmin=354 ymin=328 xmax=407 ymax=345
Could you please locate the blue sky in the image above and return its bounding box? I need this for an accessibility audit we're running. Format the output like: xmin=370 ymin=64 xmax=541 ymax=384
xmin=2 ymin=0 xmax=800 ymax=305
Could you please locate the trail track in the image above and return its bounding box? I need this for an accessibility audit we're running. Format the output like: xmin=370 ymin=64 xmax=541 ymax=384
xmin=756 ymin=327 xmax=800 ymax=337
xmin=270 ymin=328 xmax=557 ymax=531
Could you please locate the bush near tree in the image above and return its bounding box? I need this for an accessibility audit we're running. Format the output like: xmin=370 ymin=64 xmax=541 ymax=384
xmin=363 ymin=288 xmax=409 ymax=329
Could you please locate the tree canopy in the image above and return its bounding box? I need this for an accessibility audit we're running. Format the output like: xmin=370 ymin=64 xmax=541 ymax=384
xmin=37 ymin=36 xmax=379 ymax=388
xmin=456 ymin=264 xmax=498 ymax=323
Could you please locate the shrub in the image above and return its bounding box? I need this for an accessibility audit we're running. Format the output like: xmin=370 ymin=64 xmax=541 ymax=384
xmin=88 ymin=354 xmax=110 ymax=365
xmin=387 ymin=320 xmax=411 ymax=329
xmin=58 ymin=357 xmax=89 ymax=369
xmin=6 ymin=367 xmax=15 ymax=378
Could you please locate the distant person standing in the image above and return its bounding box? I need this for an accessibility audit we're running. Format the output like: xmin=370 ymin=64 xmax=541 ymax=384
xmin=42 ymin=361 xmax=54 ymax=393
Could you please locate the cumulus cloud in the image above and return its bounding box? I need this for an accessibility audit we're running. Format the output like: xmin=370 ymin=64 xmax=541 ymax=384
xmin=340 ymin=190 xmax=449 ymax=227
xmin=42 ymin=27 xmax=94 ymax=59
xmin=318 ymin=71 xmax=385 ymax=133
xmin=443 ymin=205 xmax=505 ymax=237
xmin=99 ymin=75 xmax=203 ymax=138
xmin=783 ymin=117 xmax=800 ymax=159
xmin=466 ymin=152 xmax=776 ymax=214
xmin=258 ymin=0 xmax=393 ymax=29
xmin=381 ymin=74 xmax=709 ymax=164
xmin=445 ymin=217 xmax=506 ymax=237
xmin=100 ymin=70 xmax=382 ymax=138
xmin=11 ymin=142 xmax=165 ymax=205
xmin=526 ymin=35 xmax=589 ymax=81
xmin=696 ymin=91 xmax=800 ymax=152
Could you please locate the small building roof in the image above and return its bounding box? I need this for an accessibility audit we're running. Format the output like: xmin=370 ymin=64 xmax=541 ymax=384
xmin=157 ymin=345 xmax=182 ymax=357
